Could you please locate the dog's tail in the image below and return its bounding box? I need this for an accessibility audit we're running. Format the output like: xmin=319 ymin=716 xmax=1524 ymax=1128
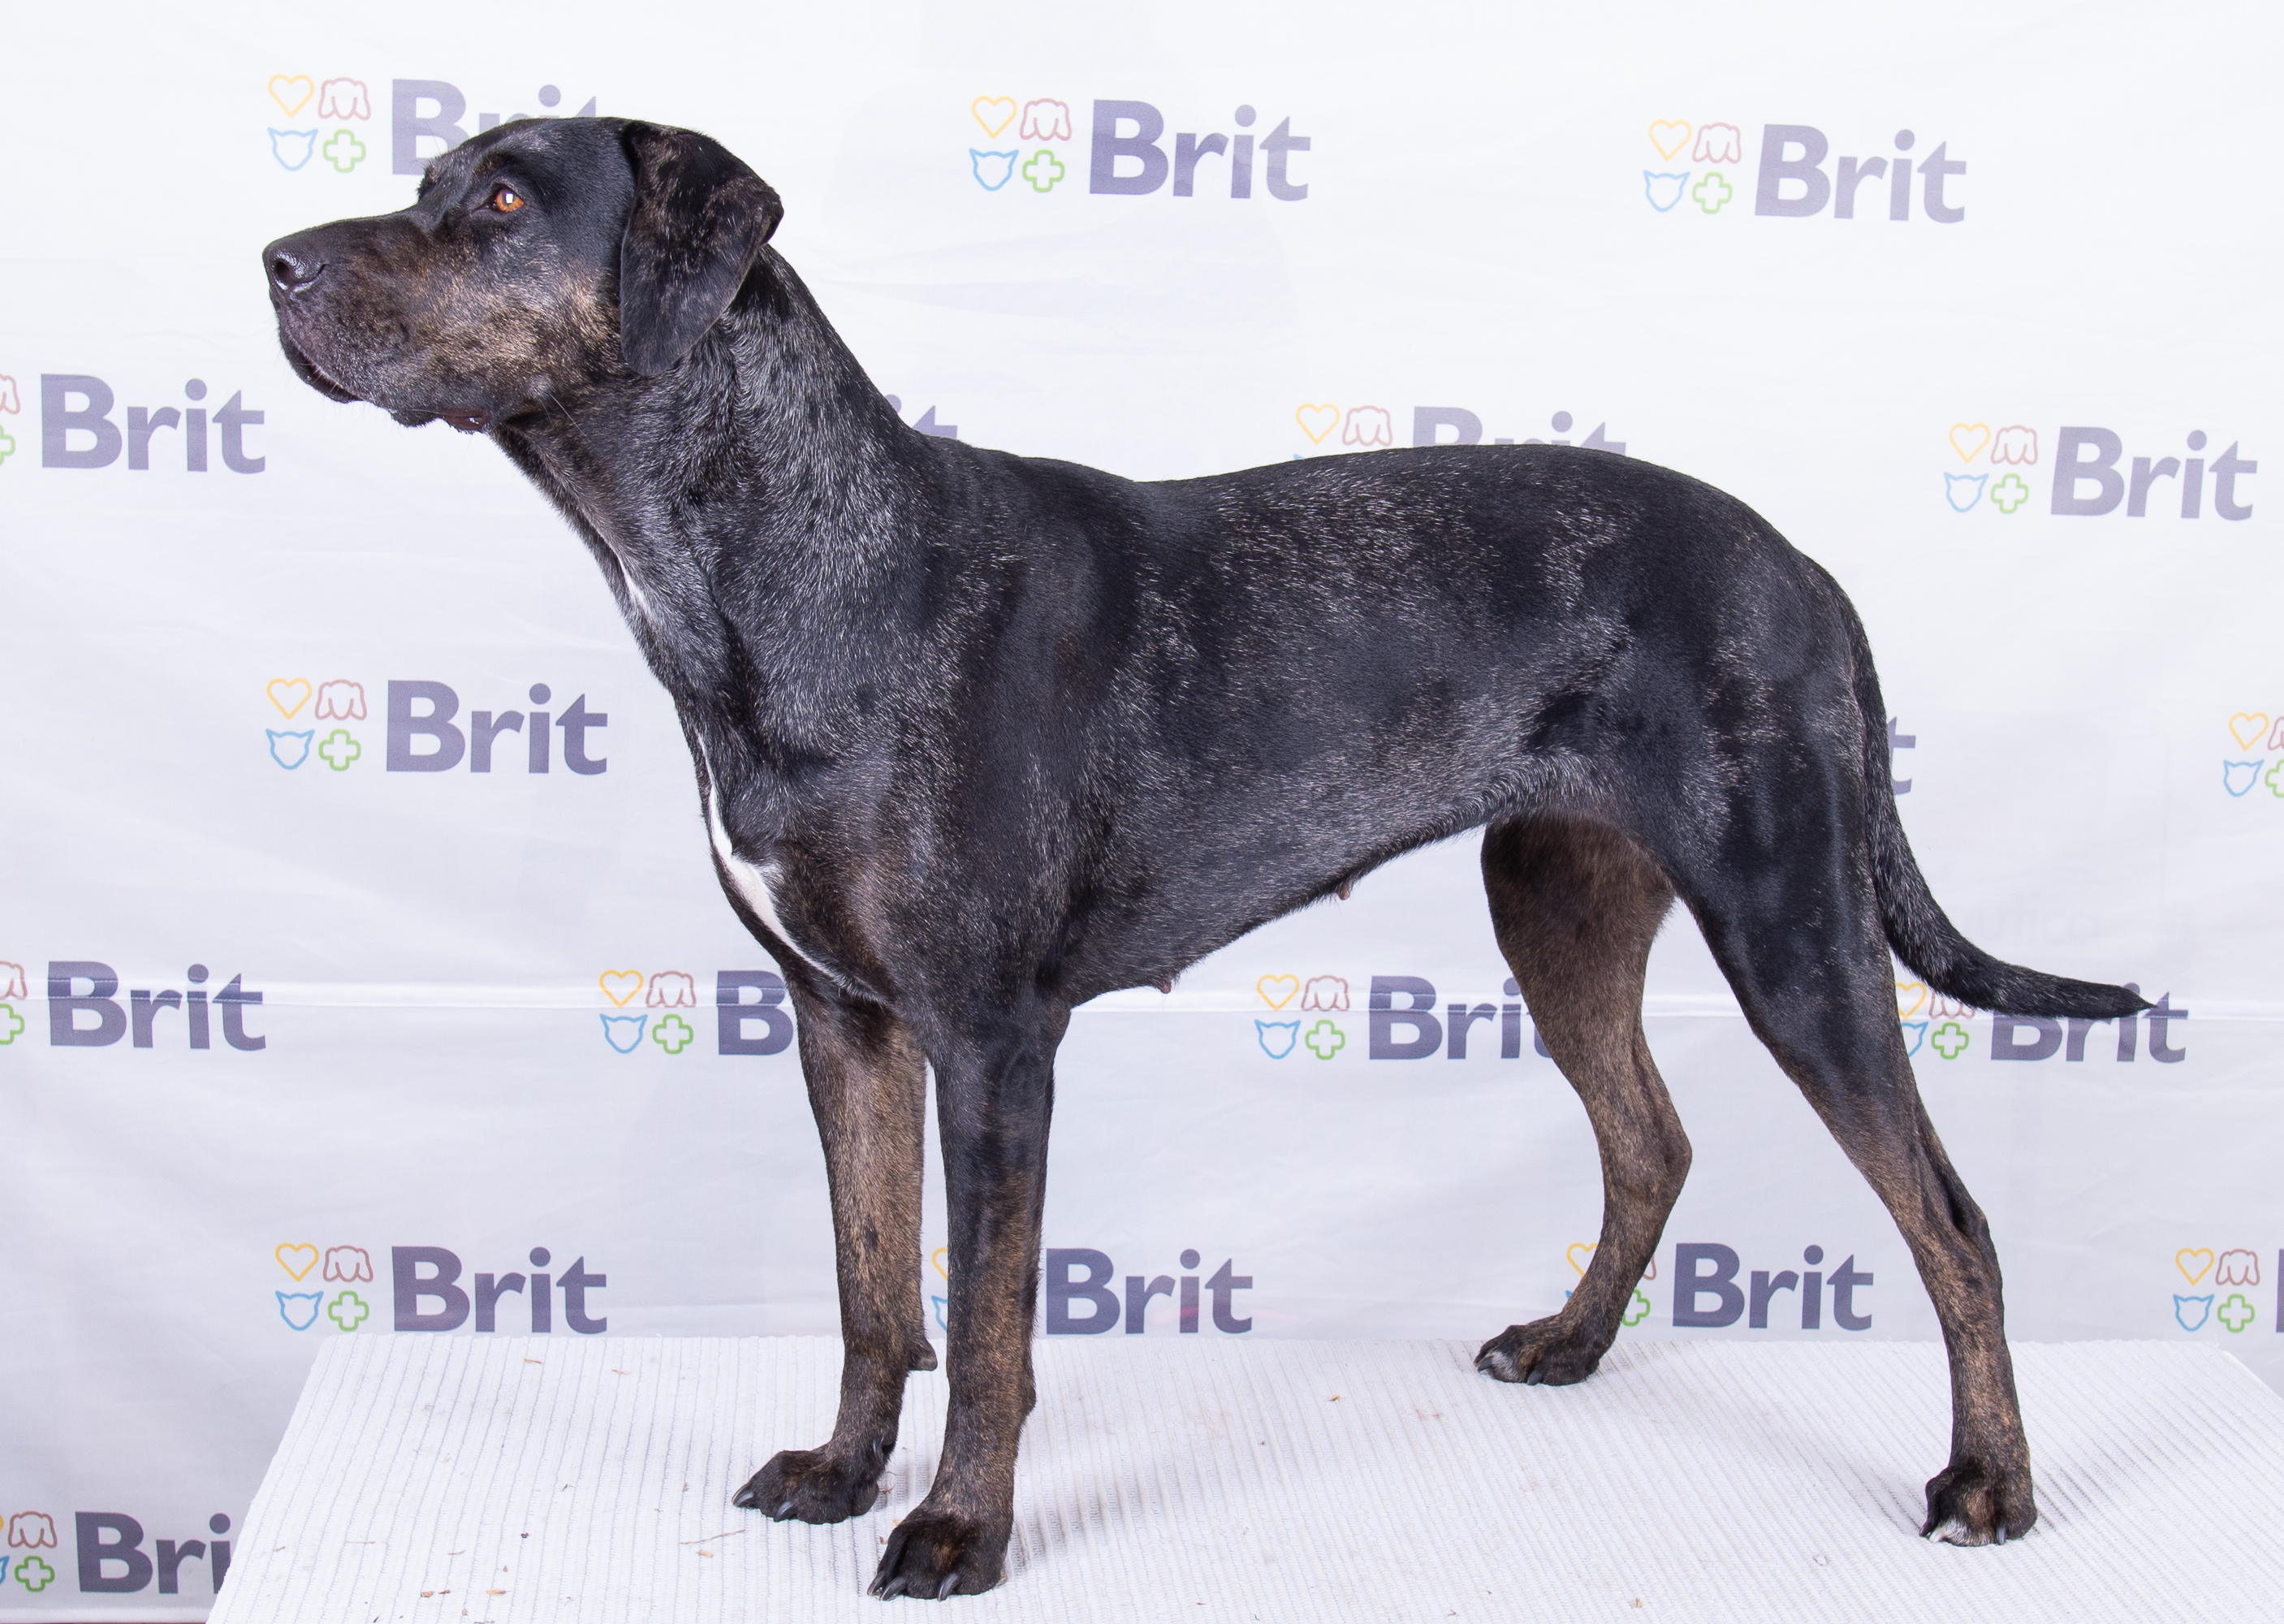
xmin=1843 ymin=597 xmax=2148 ymax=1020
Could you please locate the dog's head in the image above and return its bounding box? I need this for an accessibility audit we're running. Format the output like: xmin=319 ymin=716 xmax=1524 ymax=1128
xmin=261 ymin=118 xmax=783 ymax=431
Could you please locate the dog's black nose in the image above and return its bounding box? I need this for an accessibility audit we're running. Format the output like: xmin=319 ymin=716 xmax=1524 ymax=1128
xmin=266 ymin=241 xmax=324 ymax=296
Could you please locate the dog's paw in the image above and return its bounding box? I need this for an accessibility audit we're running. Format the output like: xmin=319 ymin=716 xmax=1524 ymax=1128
xmin=732 ymin=1440 xmax=887 ymax=1525
xmin=867 ymin=1507 xmax=1008 ymax=1600
xmin=1920 ymin=1456 xmax=2038 ymax=1546
xmin=1474 ymin=1316 xmax=1605 ymax=1386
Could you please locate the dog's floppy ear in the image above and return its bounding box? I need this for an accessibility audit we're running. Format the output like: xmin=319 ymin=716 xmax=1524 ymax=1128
xmin=616 ymin=122 xmax=784 ymax=377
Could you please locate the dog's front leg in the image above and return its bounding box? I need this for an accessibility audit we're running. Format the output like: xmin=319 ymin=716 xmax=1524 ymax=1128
xmin=735 ymin=978 xmax=934 ymax=1525
xmin=869 ymin=1017 xmax=1060 ymax=1600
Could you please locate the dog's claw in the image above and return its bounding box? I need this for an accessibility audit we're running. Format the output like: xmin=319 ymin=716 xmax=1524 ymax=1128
xmin=869 ymin=1507 xmax=1008 ymax=1600
xmin=1920 ymin=1455 xmax=2037 ymax=1547
xmin=736 ymin=1446 xmax=887 ymax=1526
xmin=1477 ymin=1315 xmax=1609 ymax=1388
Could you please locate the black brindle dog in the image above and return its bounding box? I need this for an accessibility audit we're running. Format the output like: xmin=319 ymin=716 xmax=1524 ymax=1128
xmin=264 ymin=119 xmax=2144 ymax=1596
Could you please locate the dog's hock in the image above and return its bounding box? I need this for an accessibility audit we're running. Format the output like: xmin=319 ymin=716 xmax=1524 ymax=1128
xmin=616 ymin=123 xmax=785 ymax=377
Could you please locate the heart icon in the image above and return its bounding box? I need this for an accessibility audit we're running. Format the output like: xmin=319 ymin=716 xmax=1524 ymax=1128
xmin=1647 ymin=120 xmax=1690 ymax=160
xmin=598 ymin=970 xmax=644 ymax=1006
xmin=267 ymin=677 xmax=311 ymax=718
xmin=2177 ymin=1247 xmax=2215 ymax=1284
xmin=275 ymin=1242 xmax=318 ymax=1281
xmin=1256 ymin=974 xmax=1299 ymax=1009
xmin=269 ymin=74 xmax=315 ymax=115
xmin=1566 ymin=1242 xmax=1595 ymax=1276
xmin=971 ymin=96 xmax=1016 ymax=137
xmin=1295 ymin=404 xmax=1339 ymax=444
xmin=1948 ymin=422 xmax=1991 ymax=462
xmin=1895 ymin=981 xmax=1928 ymax=1018
xmin=931 ymin=1246 xmax=949 ymax=1282
xmin=2228 ymin=713 xmax=2270 ymax=750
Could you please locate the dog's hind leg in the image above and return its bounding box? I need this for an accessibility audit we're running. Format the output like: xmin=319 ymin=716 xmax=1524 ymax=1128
xmin=1683 ymin=821 xmax=2036 ymax=1545
xmin=734 ymin=974 xmax=935 ymax=1525
xmin=1475 ymin=815 xmax=1693 ymax=1386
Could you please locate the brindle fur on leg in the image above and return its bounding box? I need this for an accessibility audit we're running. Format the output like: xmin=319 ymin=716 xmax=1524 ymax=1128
xmin=1903 ymin=1102 xmax=2036 ymax=1544
xmin=1682 ymin=818 xmax=2037 ymax=1545
xmin=1475 ymin=816 xmax=1692 ymax=1386
xmin=870 ymin=1017 xmax=1061 ymax=1600
xmin=734 ymin=973 xmax=934 ymax=1525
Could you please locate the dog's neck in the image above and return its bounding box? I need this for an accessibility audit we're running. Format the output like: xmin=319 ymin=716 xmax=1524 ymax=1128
xmin=495 ymin=248 xmax=940 ymax=779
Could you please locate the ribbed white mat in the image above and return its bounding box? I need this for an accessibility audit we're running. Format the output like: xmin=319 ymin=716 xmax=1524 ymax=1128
xmin=209 ymin=1337 xmax=2283 ymax=1622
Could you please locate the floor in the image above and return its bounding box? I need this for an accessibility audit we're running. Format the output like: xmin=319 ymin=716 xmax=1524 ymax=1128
xmin=205 ymin=1334 xmax=2284 ymax=1622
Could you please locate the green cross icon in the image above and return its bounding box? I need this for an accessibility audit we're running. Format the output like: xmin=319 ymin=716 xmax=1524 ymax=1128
xmin=1622 ymin=1289 xmax=1651 ymax=1327
xmin=328 ymin=1289 xmax=370 ymax=1332
xmin=1021 ymin=149 xmax=1065 ymax=192
xmin=1930 ymin=1021 xmax=1970 ymax=1060
xmin=0 ymin=1003 xmax=22 ymax=1045
xmin=1304 ymin=1018 xmax=1345 ymax=1060
xmin=0 ymin=423 xmax=15 ymax=465
xmin=15 ymin=1556 xmax=56 ymax=1593
xmin=1990 ymin=472 xmax=2031 ymax=513
xmin=1693 ymin=171 xmax=1733 ymax=214
xmin=318 ymin=728 xmax=361 ymax=771
xmin=323 ymin=129 xmax=367 ymax=173
xmin=2220 ymin=1293 xmax=2256 ymax=1332
xmin=651 ymin=1013 xmax=697 ymax=1054
xmin=2266 ymin=760 xmax=2284 ymax=797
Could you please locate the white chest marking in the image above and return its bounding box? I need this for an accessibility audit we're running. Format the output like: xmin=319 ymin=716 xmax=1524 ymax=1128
xmin=617 ymin=566 xmax=656 ymax=626
xmin=703 ymin=788 xmax=844 ymax=987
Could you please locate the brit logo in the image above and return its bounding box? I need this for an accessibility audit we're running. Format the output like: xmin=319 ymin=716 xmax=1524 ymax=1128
xmin=270 ymin=1243 xmax=609 ymax=1334
xmin=2 ymin=1510 xmax=235 ymax=1597
xmin=264 ymin=73 xmax=373 ymax=175
xmin=1941 ymin=422 xmax=2255 ymax=517
xmin=41 ymin=961 xmax=265 ymax=1052
xmin=36 ymin=374 xmax=266 ymax=473
xmin=1289 ymin=404 xmax=1626 ymax=459
xmin=1673 ymin=1242 xmax=1876 ymax=1330
xmin=1043 ymin=1246 xmax=1254 ymax=1333
xmin=965 ymin=96 xmax=1310 ymax=199
xmin=965 ymin=95 xmax=1076 ymax=193
xmin=1643 ymin=121 xmax=1965 ymax=222
xmin=265 ymin=75 xmax=605 ymax=175
xmin=1250 ymin=972 xmax=1543 ymax=1062
xmin=257 ymin=678 xmax=608 ymax=775
xmin=2168 ymin=1246 xmax=2266 ymax=1335
xmin=591 ymin=969 xmax=796 ymax=1056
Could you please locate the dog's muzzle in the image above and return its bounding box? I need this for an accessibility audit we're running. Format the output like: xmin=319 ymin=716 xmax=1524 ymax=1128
xmin=267 ymin=243 xmax=324 ymax=296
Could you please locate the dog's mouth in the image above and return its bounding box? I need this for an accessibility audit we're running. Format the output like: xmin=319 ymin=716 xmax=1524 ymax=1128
xmin=277 ymin=326 xmax=361 ymax=405
xmin=277 ymin=324 xmax=494 ymax=434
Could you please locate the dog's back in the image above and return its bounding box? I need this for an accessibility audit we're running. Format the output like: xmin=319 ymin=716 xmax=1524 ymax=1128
xmin=921 ymin=439 xmax=1837 ymax=992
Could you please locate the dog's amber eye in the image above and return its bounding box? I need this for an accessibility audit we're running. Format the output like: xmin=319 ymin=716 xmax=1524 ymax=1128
xmin=490 ymin=185 xmax=525 ymax=214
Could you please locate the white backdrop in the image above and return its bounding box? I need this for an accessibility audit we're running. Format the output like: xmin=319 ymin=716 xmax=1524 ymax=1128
xmin=1 ymin=2 xmax=2278 ymax=1616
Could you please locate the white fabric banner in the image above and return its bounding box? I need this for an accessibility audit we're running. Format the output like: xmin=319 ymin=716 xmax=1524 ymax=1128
xmin=0 ymin=2 xmax=2275 ymax=1615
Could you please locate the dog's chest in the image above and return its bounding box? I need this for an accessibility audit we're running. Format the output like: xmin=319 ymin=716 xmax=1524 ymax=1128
xmin=701 ymin=792 xmax=852 ymax=988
